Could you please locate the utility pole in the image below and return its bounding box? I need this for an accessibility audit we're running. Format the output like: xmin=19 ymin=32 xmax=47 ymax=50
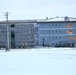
xmin=4 ymin=11 xmax=10 ymax=51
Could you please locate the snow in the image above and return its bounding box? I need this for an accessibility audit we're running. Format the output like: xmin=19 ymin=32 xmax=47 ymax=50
xmin=0 ymin=48 xmax=76 ymax=75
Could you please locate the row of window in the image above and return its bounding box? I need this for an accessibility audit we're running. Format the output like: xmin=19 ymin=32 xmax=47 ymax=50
xmin=41 ymin=43 xmax=59 ymax=46
xmin=42 ymin=30 xmax=61 ymax=33
xmin=66 ymin=30 xmax=73 ymax=34
xmin=0 ymin=38 xmax=7 ymax=40
xmin=69 ymin=36 xmax=76 ymax=40
xmin=15 ymin=31 xmax=32 ymax=34
xmin=15 ymin=37 xmax=34 ymax=40
xmin=41 ymin=43 xmax=74 ymax=46
xmin=42 ymin=36 xmax=76 ymax=40
xmin=42 ymin=36 xmax=62 ymax=40
xmin=41 ymin=30 xmax=73 ymax=34
xmin=67 ymin=24 xmax=73 ymax=28
xmin=42 ymin=24 xmax=61 ymax=27
xmin=42 ymin=24 xmax=73 ymax=28
xmin=15 ymin=27 xmax=33 ymax=30
xmin=11 ymin=24 xmax=34 ymax=28
xmin=49 ymin=24 xmax=61 ymax=26
xmin=15 ymin=41 xmax=34 ymax=45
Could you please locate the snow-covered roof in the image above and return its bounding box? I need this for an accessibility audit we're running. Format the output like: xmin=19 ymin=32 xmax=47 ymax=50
xmin=37 ymin=16 xmax=76 ymax=22
xmin=0 ymin=20 xmax=37 ymax=24
xmin=0 ymin=16 xmax=76 ymax=24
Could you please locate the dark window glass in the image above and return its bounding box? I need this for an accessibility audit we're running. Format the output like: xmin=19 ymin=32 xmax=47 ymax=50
xmin=59 ymin=30 xmax=61 ymax=32
xmin=52 ymin=24 xmax=54 ymax=26
xmin=56 ymin=24 xmax=57 ymax=26
xmin=59 ymin=24 xmax=60 ymax=26
xmin=11 ymin=24 xmax=15 ymax=28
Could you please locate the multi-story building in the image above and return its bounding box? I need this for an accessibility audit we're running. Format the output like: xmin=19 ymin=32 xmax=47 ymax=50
xmin=0 ymin=20 xmax=38 ymax=49
xmin=38 ymin=17 xmax=76 ymax=47
xmin=0 ymin=16 xmax=76 ymax=49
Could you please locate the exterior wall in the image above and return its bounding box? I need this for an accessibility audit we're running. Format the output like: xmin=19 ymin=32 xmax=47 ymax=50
xmin=0 ymin=20 xmax=76 ymax=49
xmin=13 ymin=23 xmax=34 ymax=48
xmin=0 ymin=21 xmax=38 ymax=49
xmin=38 ymin=21 xmax=76 ymax=47
xmin=33 ymin=24 xmax=39 ymax=46
xmin=0 ymin=24 xmax=7 ymax=48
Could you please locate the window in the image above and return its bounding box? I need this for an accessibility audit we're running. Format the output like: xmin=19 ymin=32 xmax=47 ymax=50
xmin=69 ymin=30 xmax=73 ymax=34
xmin=42 ymin=24 xmax=44 ymax=26
xmin=29 ymin=31 xmax=31 ymax=34
xmin=11 ymin=31 xmax=15 ymax=48
xmin=49 ymin=31 xmax=50 ymax=33
xmin=11 ymin=24 xmax=15 ymax=28
xmin=73 ymin=36 xmax=76 ymax=40
xmin=67 ymin=24 xmax=73 ymax=28
xmin=56 ymin=30 xmax=57 ymax=32
xmin=55 ymin=24 xmax=57 ymax=26
xmin=59 ymin=24 xmax=61 ymax=26
xmin=59 ymin=36 xmax=61 ymax=39
xmin=66 ymin=30 xmax=69 ymax=34
xmin=52 ymin=37 xmax=54 ymax=39
xmin=56 ymin=43 xmax=58 ymax=45
xmin=69 ymin=36 xmax=76 ymax=40
xmin=69 ymin=36 xmax=72 ymax=40
xmin=56 ymin=37 xmax=57 ymax=39
xmin=52 ymin=24 xmax=54 ymax=26
xmin=66 ymin=30 xmax=73 ymax=34
xmin=11 ymin=31 xmax=15 ymax=38
xmin=49 ymin=37 xmax=50 ymax=39
xmin=59 ymin=30 xmax=61 ymax=32
xmin=52 ymin=43 xmax=54 ymax=45
xmin=52 ymin=30 xmax=54 ymax=32
xmin=1 ymin=31 xmax=5 ymax=33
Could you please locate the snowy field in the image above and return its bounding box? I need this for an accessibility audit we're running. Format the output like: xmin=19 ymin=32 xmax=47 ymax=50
xmin=0 ymin=48 xmax=76 ymax=75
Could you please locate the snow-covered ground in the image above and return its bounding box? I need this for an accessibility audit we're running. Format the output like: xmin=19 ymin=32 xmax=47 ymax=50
xmin=0 ymin=48 xmax=76 ymax=75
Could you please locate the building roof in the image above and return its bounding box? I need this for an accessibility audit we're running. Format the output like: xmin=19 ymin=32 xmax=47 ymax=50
xmin=37 ymin=16 xmax=76 ymax=23
xmin=0 ymin=16 xmax=76 ymax=24
xmin=0 ymin=20 xmax=37 ymax=24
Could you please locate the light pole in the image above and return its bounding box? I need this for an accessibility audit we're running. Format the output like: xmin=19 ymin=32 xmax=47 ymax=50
xmin=4 ymin=12 xmax=10 ymax=51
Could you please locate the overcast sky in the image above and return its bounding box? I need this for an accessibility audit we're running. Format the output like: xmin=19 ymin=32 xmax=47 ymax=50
xmin=0 ymin=0 xmax=76 ymax=21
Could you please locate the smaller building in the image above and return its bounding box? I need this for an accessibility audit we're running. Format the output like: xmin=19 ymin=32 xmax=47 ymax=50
xmin=0 ymin=20 xmax=38 ymax=49
xmin=37 ymin=17 xmax=76 ymax=47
